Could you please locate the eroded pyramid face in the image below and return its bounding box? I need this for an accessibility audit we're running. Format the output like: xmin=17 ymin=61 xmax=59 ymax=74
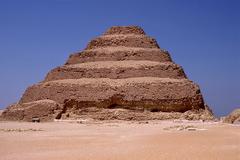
xmin=1 ymin=26 xmax=211 ymax=122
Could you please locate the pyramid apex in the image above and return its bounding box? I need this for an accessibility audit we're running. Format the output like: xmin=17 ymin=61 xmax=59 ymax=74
xmin=104 ymin=26 xmax=145 ymax=35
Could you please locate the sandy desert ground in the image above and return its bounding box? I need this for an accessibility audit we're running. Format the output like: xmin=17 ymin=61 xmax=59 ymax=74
xmin=0 ymin=120 xmax=239 ymax=160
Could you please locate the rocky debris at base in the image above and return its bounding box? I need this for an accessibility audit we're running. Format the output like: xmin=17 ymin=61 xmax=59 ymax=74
xmin=58 ymin=104 xmax=214 ymax=121
xmin=223 ymin=108 xmax=240 ymax=124
xmin=0 ymin=128 xmax=43 ymax=132
xmin=0 ymin=100 xmax=63 ymax=122
xmin=163 ymin=125 xmax=196 ymax=131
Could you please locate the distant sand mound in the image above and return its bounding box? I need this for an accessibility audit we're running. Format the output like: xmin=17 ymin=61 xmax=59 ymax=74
xmin=223 ymin=108 xmax=240 ymax=124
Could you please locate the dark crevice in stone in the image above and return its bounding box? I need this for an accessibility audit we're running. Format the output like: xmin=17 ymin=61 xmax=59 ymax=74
xmin=108 ymin=103 xmax=121 ymax=109
xmin=150 ymin=108 xmax=160 ymax=112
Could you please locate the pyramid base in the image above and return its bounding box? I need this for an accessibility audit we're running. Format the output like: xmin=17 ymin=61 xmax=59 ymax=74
xmin=1 ymin=100 xmax=214 ymax=122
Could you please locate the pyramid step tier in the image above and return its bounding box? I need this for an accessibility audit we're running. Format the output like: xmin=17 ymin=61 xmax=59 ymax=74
xmin=86 ymin=34 xmax=159 ymax=50
xmin=20 ymin=77 xmax=204 ymax=112
xmin=45 ymin=61 xmax=186 ymax=82
xmin=104 ymin=26 xmax=146 ymax=35
xmin=66 ymin=47 xmax=172 ymax=64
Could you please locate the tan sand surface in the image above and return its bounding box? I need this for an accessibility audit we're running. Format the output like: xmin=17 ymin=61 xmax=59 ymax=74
xmin=0 ymin=121 xmax=239 ymax=160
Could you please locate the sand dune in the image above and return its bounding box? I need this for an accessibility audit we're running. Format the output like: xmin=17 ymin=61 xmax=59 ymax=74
xmin=0 ymin=121 xmax=239 ymax=160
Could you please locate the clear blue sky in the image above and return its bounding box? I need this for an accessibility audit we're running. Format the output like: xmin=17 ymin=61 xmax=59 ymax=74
xmin=0 ymin=0 xmax=239 ymax=116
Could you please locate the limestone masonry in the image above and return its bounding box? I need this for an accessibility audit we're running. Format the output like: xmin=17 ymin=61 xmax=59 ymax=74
xmin=0 ymin=26 xmax=214 ymax=121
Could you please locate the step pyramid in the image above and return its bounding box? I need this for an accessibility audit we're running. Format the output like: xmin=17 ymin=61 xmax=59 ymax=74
xmin=1 ymin=26 xmax=214 ymax=121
